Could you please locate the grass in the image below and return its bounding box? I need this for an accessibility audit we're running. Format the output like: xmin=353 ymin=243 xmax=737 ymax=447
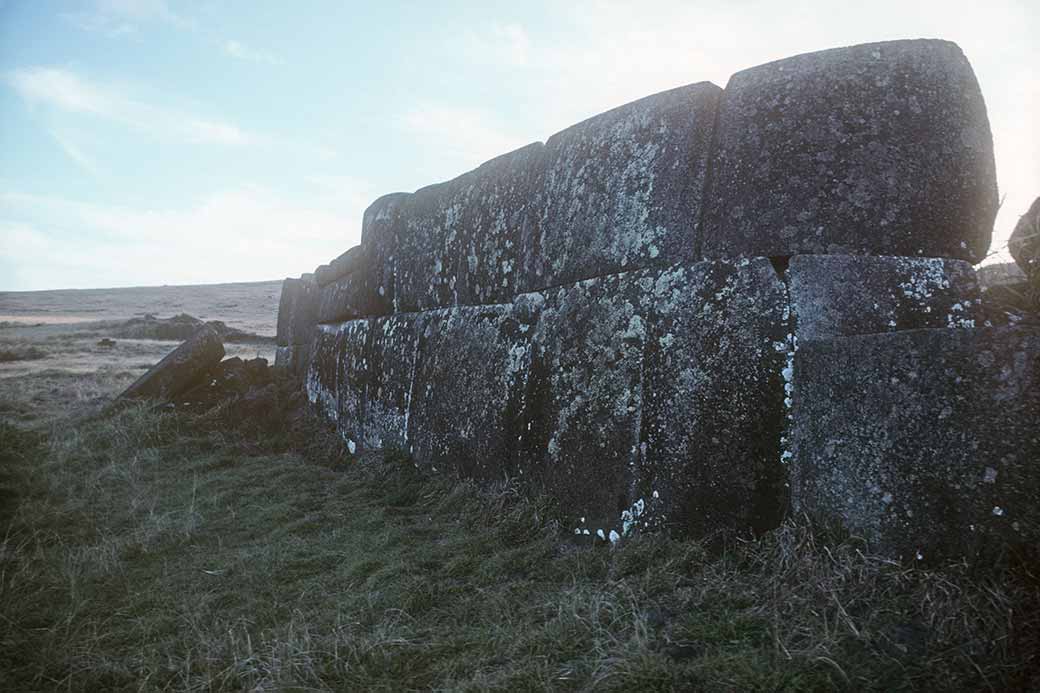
xmin=1 ymin=384 xmax=1038 ymax=691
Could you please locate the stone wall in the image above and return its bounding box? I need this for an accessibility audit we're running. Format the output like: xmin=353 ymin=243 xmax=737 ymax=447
xmin=276 ymin=39 xmax=1039 ymax=561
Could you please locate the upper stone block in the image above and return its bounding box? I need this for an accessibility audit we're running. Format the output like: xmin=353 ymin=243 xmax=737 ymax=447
xmin=702 ymin=40 xmax=998 ymax=262
xmin=395 ymin=143 xmax=544 ymax=312
xmin=525 ymin=82 xmax=721 ymax=289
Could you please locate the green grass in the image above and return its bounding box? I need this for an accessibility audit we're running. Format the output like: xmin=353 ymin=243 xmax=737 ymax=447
xmin=1 ymin=396 xmax=1038 ymax=691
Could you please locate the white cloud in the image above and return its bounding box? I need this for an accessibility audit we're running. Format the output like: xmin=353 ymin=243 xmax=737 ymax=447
xmin=0 ymin=187 xmax=370 ymax=290
xmin=7 ymin=67 xmax=254 ymax=146
xmin=223 ymin=40 xmax=282 ymax=66
xmin=397 ymin=104 xmax=530 ymax=180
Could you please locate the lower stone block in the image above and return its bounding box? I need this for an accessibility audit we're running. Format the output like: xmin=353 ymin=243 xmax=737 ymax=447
xmin=790 ymin=327 xmax=1040 ymax=561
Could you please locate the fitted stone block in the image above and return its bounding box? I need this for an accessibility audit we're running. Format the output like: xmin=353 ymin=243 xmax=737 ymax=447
xmin=275 ymin=275 xmax=320 ymax=347
xmin=526 ymin=258 xmax=789 ymax=537
xmin=702 ymin=39 xmax=998 ymax=262
xmin=362 ymin=314 xmax=424 ymax=451
xmin=317 ymin=271 xmax=369 ymax=324
xmin=407 ymin=304 xmax=535 ymax=479
xmin=394 ymin=143 xmax=545 ymax=312
xmin=526 ymin=82 xmax=721 ymax=290
xmin=788 ymin=255 xmax=983 ymax=341
xmin=790 ymin=327 xmax=1040 ymax=561
xmin=360 ymin=192 xmax=410 ymax=316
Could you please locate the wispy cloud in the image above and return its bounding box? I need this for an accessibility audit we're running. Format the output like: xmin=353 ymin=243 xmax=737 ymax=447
xmin=62 ymin=0 xmax=191 ymax=36
xmin=49 ymin=131 xmax=101 ymax=177
xmin=223 ymin=40 xmax=283 ymax=66
xmin=465 ymin=23 xmax=531 ymax=68
xmin=7 ymin=67 xmax=253 ymax=146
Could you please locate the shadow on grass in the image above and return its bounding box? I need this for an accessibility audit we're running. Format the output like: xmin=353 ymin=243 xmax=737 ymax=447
xmin=1 ymin=393 xmax=1037 ymax=692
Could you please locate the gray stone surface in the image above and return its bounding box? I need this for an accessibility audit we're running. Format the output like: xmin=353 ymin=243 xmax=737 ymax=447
xmin=330 ymin=246 xmax=363 ymax=278
xmin=788 ymin=255 xmax=983 ymax=340
xmin=702 ymin=39 xmax=997 ymax=262
xmin=790 ymin=327 xmax=1040 ymax=561
xmin=1009 ymin=196 xmax=1040 ymax=281
xmin=360 ymin=192 xmax=410 ymax=316
xmin=408 ymin=304 xmax=534 ymax=478
xmin=317 ymin=271 xmax=369 ymax=324
xmin=526 ymin=82 xmax=721 ymax=290
xmin=307 ymin=321 xmax=370 ymax=449
xmin=395 ymin=143 xmax=545 ymax=312
xmin=120 ymin=326 xmax=225 ymax=401
xmin=362 ymin=314 xmax=424 ymax=451
xmin=275 ymin=275 xmax=320 ymax=347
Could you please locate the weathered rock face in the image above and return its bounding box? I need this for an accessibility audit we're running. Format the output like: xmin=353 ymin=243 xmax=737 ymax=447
xmin=275 ymin=275 xmax=320 ymax=347
xmin=360 ymin=192 xmax=410 ymax=316
xmin=527 ymin=82 xmax=721 ymax=289
xmin=528 ymin=259 xmax=788 ymax=536
xmin=702 ymin=39 xmax=997 ymax=262
xmin=278 ymin=39 xmax=1035 ymax=559
xmin=305 ymin=259 xmax=789 ymax=539
xmin=396 ymin=144 xmax=545 ymax=312
xmin=790 ymin=327 xmax=1040 ymax=561
xmin=120 ymin=326 xmax=225 ymax=401
xmin=788 ymin=255 xmax=982 ymax=340
xmin=1009 ymin=196 xmax=1040 ymax=282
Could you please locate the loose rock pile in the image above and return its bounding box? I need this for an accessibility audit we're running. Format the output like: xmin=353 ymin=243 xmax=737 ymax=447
xmin=275 ymin=39 xmax=1038 ymax=562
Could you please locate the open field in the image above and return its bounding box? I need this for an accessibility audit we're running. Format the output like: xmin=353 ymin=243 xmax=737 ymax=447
xmin=1 ymin=283 xmax=1038 ymax=691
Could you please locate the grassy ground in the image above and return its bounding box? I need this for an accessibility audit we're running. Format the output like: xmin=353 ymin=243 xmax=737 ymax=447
xmin=2 ymin=363 xmax=1039 ymax=692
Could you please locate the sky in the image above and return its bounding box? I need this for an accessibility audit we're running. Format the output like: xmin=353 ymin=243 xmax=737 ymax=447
xmin=0 ymin=0 xmax=1037 ymax=291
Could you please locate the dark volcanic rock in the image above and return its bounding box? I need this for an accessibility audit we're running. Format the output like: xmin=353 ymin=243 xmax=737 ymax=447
xmin=395 ymin=143 xmax=545 ymax=312
xmin=1009 ymin=196 xmax=1040 ymax=282
xmin=120 ymin=326 xmax=225 ymax=401
xmin=329 ymin=246 xmax=363 ymax=278
xmin=307 ymin=320 xmax=371 ymax=450
xmin=317 ymin=271 xmax=369 ymax=324
xmin=314 ymin=264 xmax=336 ymax=287
xmin=702 ymin=39 xmax=997 ymax=262
xmin=275 ymin=275 xmax=320 ymax=347
xmin=790 ymin=327 xmax=1040 ymax=561
xmin=114 ymin=313 xmax=270 ymax=343
xmin=360 ymin=192 xmax=410 ymax=316
xmin=407 ymin=304 xmax=534 ymax=478
xmin=788 ymin=255 xmax=982 ymax=340
xmin=526 ymin=82 xmax=721 ymax=290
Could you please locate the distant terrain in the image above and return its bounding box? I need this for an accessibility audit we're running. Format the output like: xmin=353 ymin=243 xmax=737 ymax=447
xmin=0 ymin=279 xmax=282 ymax=336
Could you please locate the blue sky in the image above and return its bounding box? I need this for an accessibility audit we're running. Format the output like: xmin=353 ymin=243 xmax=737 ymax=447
xmin=1 ymin=0 xmax=1037 ymax=290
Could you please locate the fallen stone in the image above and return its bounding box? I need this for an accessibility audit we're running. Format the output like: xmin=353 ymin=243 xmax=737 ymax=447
xmin=788 ymin=255 xmax=982 ymax=341
xmin=119 ymin=326 xmax=225 ymax=401
xmin=526 ymin=82 xmax=721 ymax=290
xmin=702 ymin=39 xmax=997 ymax=262
xmin=113 ymin=313 xmax=270 ymax=343
xmin=790 ymin=327 xmax=1040 ymax=561
xmin=97 ymin=338 xmax=116 ymax=348
xmin=395 ymin=142 xmax=545 ymax=312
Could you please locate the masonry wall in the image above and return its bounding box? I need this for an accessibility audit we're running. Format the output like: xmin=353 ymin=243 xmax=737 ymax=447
xmin=276 ymin=39 xmax=1039 ymax=561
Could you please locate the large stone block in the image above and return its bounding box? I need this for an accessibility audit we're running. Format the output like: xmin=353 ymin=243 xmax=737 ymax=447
xmin=788 ymin=255 xmax=982 ymax=340
xmin=120 ymin=326 xmax=225 ymax=401
xmin=360 ymin=192 xmax=410 ymax=316
xmin=526 ymin=258 xmax=788 ymax=537
xmin=1009 ymin=196 xmax=1040 ymax=282
xmin=317 ymin=271 xmax=369 ymax=324
xmin=275 ymin=275 xmax=320 ymax=347
xmin=407 ymin=304 xmax=535 ymax=479
xmin=306 ymin=321 xmax=370 ymax=444
xmin=790 ymin=327 xmax=1040 ymax=561
xmin=702 ymin=40 xmax=997 ymax=262
xmin=394 ymin=143 xmax=545 ymax=312
xmin=362 ymin=314 xmax=425 ymax=451
xmin=526 ymin=82 xmax=721 ymax=290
